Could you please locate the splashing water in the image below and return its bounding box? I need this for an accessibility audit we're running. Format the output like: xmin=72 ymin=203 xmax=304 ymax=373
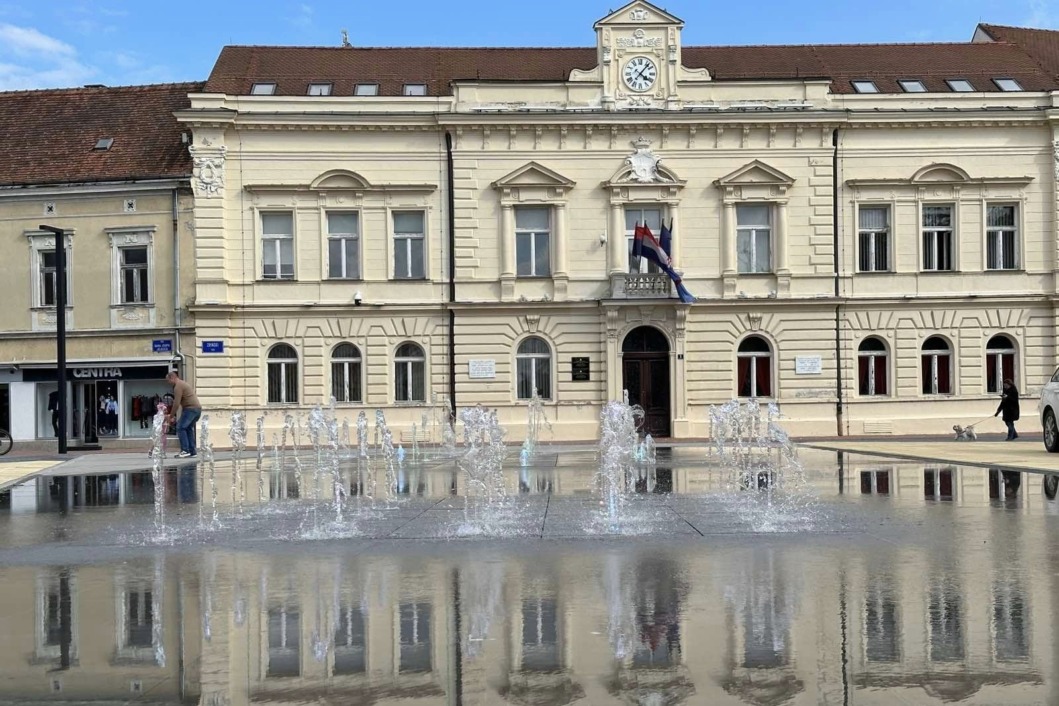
xmin=229 ymin=412 xmax=248 ymax=513
xmin=149 ymin=403 xmax=168 ymax=532
xmin=356 ymin=411 xmax=368 ymax=459
xmin=199 ymin=415 xmax=220 ymax=527
xmin=256 ymin=415 xmax=266 ymax=501
xmin=522 ymin=387 xmax=553 ymax=458
xmin=458 ymin=405 xmax=510 ymax=533
xmin=597 ymin=396 xmax=643 ymax=530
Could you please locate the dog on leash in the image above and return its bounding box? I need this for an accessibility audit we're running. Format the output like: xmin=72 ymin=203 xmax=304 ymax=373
xmin=952 ymin=424 xmax=978 ymax=441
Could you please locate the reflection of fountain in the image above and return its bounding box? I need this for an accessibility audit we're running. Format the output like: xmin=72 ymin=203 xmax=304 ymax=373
xmin=597 ymin=395 xmax=643 ymax=529
xmin=462 ymin=560 xmax=505 ymax=659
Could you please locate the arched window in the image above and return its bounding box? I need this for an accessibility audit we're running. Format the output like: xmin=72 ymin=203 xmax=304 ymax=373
xmin=516 ymin=337 xmax=552 ymax=400
xmin=331 ymin=343 xmax=362 ymax=403
xmin=395 ymin=343 xmax=425 ymax=402
xmin=921 ymin=336 xmax=952 ymax=395
xmin=267 ymin=344 xmax=299 ymax=404
xmin=858 ymin=337 xmax=888 ymax=396
xmin=986 ymin=335 xmax=1016 ymax=394
xmin=737 ymin=336 xmax=772 ymax=398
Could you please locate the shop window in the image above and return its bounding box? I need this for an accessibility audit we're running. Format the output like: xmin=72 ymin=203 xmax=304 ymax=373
xmin=516 ymin=337 xmax=551 ymax=400
xmin=737 ymin=336 xmax=772 ymax=398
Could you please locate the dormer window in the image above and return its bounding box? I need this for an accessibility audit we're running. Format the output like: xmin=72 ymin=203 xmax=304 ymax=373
xmin=403 ymin=83 xmax=427 ymax=96
xmin=307 ymin=82 xmax=332 ymax=96
xmin=93 ymin=137 xmax=114 ymax=151
xmin=898 ymin=79 xmax=926 ymax=93
xmin=993 ymin=78 xmax=1023 ymax=92
xmin=851 ymin=80 xmax=879 ymax=94
xmin=945 ymin=79 xmax=975 ymax=92
xmin=354 ymin=83 xmax=379 ymax=96
xmin=251 ymin=82 xmax=277 ymax=95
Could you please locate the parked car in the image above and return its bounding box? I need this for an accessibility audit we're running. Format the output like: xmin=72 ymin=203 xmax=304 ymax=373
xmin=1038 ymin=366 xmax=1059 ymax=452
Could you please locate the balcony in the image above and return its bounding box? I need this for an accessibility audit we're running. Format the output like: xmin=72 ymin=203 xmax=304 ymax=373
xmin=611 ymin=273 xmax=673 ymax=299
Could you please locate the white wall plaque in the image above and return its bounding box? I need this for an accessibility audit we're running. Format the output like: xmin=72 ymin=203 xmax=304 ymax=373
xmin=468 ymin=359 xmax=496 ymax=379
xmin=795 ymin=356 xmax=823 ymax=375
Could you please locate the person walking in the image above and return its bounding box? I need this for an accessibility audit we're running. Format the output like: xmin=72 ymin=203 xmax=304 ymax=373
xmin=994 ymin=378 xmax=1021 ymax=441
xmin=166 ymin=370 xmax=202 ymax=458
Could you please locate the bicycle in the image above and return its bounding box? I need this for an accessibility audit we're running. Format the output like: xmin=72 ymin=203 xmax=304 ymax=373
xmin=0 ymin=428 xmax=11 ymax=456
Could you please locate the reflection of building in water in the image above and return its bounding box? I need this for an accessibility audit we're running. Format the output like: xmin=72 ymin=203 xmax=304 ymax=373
xmin=843 ymin=460 xmax=1049 ymax=509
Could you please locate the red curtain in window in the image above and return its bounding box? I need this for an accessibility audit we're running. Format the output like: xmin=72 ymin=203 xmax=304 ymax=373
xmin=920 ymin=356 xmax=933 ymax=394
xmin=986 ymin=354 xmax=998 ymax=393
xmin=737 ymin=357 xmax=751 ymax=397
xmin=873 ymin=356 xmax=887 ymax=395
xmin=858 ymin=357 xmax=870 ymax=395
xmin=1002 ymin=354 xmax=1014 ymax=387
xmin=936 ymin=354 xmax=951 ymax=394
xmin=755 ymin=356 xmax=772 ymax=397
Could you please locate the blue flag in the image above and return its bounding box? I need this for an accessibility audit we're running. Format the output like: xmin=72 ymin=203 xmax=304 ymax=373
xmin=659 ymin=219 xmax=672 ymax=257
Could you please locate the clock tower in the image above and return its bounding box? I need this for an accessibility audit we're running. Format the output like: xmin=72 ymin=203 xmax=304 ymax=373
xmin=590 ymin=1 xmax=703 ymax=111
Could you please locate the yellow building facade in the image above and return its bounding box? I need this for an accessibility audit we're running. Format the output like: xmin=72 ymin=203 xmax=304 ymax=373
xmin=173 ymin=2 xmax=1059 ymax=441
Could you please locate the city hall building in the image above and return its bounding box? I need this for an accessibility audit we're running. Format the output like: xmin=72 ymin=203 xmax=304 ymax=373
xmin=175 ymin=2 xmax=1059 ymax=441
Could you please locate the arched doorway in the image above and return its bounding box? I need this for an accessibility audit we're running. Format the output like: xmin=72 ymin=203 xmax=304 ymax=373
xmin=622 ymin=326 xmax=671 ymax=438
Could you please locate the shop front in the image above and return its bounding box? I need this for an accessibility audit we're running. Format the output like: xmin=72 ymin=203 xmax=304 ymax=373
xmin=18 ymin=362 xmax=173 ymax=441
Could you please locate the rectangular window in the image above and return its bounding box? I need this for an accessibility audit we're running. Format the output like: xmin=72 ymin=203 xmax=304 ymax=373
xmin=898 ymin=79 xmax=927 ymax=93
xmin=521 ymin=598 xmax=560 ymax=671
xmin=119 ymin=246 xmax=150 ymax=303
xmin=946 ymin=79 xmax=975 ymax=92
xmin=251 ymin=82 xmax=277 ymax=95
xmin=307 ymin=82 xmax=332 ymax=96
xmin=268 ymin=606 xmax=301 ymax=677
xmin=399 ymin=602 xmax=432 ymax=673
xmin=993 ymin=78 xmax=1023 ymax=92
xmin=736 ymin=204 xmax=772 ymax=273
xmin=40 ymin=250 xmax=58 ymax=306
xmin=354 ymin=83 xmax=379 ymax=96
xmin=922 ymin=205 xmax=954 ymax=271
xmin=851 ymin=80 xmax=879 ymax=93
xmin=858 ymin=206 xmax=890 ymax=272
xmin=515 ymin=207 xmax=551 ymax=277
xmin=986 ymin=204 xmax=1018 ymax=270
xmin=327 ymin=212 xmax=360 ymax=279
xmin=625 ymin=207 xmax=662 ymax=273
xmin=403 ymin=83 xmax=427 ymax=96
xmin=262 ymin=212 xmax=295 ymax=280
xmin=125 ymin=586 xmax=153 ymax=648
xmin=393 ymin=211 xmax=425 ymax=279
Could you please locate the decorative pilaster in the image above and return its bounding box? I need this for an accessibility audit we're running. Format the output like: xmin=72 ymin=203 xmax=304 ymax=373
xmin=609 ymin=202 xmax=626 ymax=276
xmin=553 ymin=203 xmax=568 ymax=300
xmin=500 ymin=203 xmax=516 ymax=300
xmin=722 ymin=201 xmax=737 ymax=296
xmin=775 ymin=200 xmax=791 ymax=295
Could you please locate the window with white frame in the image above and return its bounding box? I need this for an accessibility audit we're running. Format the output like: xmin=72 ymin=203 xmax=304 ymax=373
xmin=267 ymin=603 xmax=301 ymax=677
xmin=307 ymin=82 xmax=332 ymax=96
xmin=393 ymin=211 xmax=425 ymax=279
xmin=399 ymin=602 xmax=432 ymax=673
xmin=403 ymin=83 xmax=427 ymax=96
xmin=858 ymin=206 xmax=890 ymax=272
xmin=267 ymin=344 xmax=299 ymax=404
xmin=986 ymin=334 xmax=1016 ymax=394
xmin=35 ymin=571 xmax=77 ymax=661
xmin=331 ymin=343 xmax=362 ymax=403
xmin=986 ymin=204 xmax=1018 ymax=270
xmin=354 ymin=83 xmax=378 ymax=96
xmin=516 ymin=337 xmax=551 ymax=400
xmin=327 ymin=212 xmax=360 ymax=279
xmin=515 ymin=207 xmax=551 ymax=277
xmin=262 ymin=212 xmax=295 ymax=280
xmin=116 ymin=574 xmax=161 ymax=663
xmin=921 ymin=205 xmax=954 ymax=271
xmin=858 ymin=337 xmax=889 ymax=396
xmin=921 ymin=336 xmax=953 ymax=395
xmin=119 ymin=247 xmax=150 ymax=303
xmin=736 ymin=204 xmax=772 ymax=273
xmin=38 ymin=250 xmax=66 ymax=307
xmin=625 ymin=206 xmax=662 ymax=273
xmin=394 ymin=342 xmax=425 ymax=402
xmin=737 ymin=336 xmax=773 ymax=397
xmin=333 ymin=601 xmax=366 ymax=675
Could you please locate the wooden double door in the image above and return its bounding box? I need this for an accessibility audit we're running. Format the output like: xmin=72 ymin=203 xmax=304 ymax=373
xmin=622 ymin=326 xmax=671 ymax=438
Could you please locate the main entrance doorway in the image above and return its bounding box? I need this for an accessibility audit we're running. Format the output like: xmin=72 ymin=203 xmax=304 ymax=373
xmin=621 ymin=326 xmax=671 ymax=438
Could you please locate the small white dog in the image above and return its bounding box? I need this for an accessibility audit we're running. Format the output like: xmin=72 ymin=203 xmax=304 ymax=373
xmin=953 ymin=424 xmax=978 ymax=441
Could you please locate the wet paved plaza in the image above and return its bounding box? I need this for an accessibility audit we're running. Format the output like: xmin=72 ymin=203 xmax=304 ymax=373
xmin=1 ymin=446 xmax=1058 ymax=704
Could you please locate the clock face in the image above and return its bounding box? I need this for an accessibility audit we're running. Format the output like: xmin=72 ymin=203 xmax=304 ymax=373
xmin=622 ymin=56 xmax=657 ymax=92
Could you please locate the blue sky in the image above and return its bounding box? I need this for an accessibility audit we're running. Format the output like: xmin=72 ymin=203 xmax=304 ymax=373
xmin=0 ymin=0 xmax=1056 ymax=90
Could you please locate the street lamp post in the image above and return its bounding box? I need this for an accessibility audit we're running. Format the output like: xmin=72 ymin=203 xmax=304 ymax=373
xmin=39 ymin=225 xmax=68 ymax=455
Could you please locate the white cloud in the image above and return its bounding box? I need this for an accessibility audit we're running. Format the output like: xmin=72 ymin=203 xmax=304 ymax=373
xmin=0 ymin=22 xmax=95 ymax=90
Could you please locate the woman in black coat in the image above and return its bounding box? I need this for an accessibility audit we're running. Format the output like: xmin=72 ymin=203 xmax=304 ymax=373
xmin=995 ymin=379 xmax=1021 ymax=440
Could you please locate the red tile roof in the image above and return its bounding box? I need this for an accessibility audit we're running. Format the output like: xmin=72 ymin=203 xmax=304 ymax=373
xmin=978 ymin=24 xmax=1059 ymax=78
xmin=0 ymin=82 xmax=203 ymax=188
xmin=204 ymin=40 xmax=1058 ymax=96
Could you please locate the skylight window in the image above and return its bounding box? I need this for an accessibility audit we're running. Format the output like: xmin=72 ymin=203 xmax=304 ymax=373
xmin=946 ymin=79 xmax=975 ymax=92
xmin=993 ymin=78 xmax=1023 ymax=92
xmin=403 ymin=83 xmax=427 ymax=96
xmin=851 ymin=80 xmax=879 ymax=94
xmin=307 ymin=82 xmax=332 ymax=96
xmin=250 ymin=82 xmax=277 ymax=95
xmin=93 ymin=137 xmax=114 ymax=151
xmin=898 ymin=79 xmax=927 ymax=93
xmin=354 ymin=83 xmax=379 ymax=96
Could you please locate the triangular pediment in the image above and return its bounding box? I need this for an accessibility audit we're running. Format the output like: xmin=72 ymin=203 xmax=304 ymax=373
xmin=715 ymin=160 xmax=795 ymax=187
xmin=493 ymin=162 xmax=574 ymax=189
xmin=595 ymin=1 xmax=683 ymax=27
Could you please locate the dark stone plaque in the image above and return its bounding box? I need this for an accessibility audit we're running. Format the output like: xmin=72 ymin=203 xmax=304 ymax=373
xmin=571 ymin=357 xmax=590 ymax=381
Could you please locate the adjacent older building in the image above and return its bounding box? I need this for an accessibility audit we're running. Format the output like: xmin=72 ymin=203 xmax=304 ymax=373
xmin=171 ymin=3 xmax=1059 ymax=440
xmin=0 ymin=82 xmax=202 ymax=444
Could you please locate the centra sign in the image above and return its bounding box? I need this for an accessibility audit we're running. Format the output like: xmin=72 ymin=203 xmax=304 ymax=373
xmin=72 ymin=367 xmax=124 ymax=379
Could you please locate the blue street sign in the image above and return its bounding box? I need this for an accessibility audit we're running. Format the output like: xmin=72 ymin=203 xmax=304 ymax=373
xmin=202 ymin=341 xmax=225 ymax=354
xmin=152 ymin=339 xmax=173 ymax=353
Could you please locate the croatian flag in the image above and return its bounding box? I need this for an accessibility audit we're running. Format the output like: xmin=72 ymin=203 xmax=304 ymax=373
xmin=633 ymin=223 xmax=696 ymax=303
